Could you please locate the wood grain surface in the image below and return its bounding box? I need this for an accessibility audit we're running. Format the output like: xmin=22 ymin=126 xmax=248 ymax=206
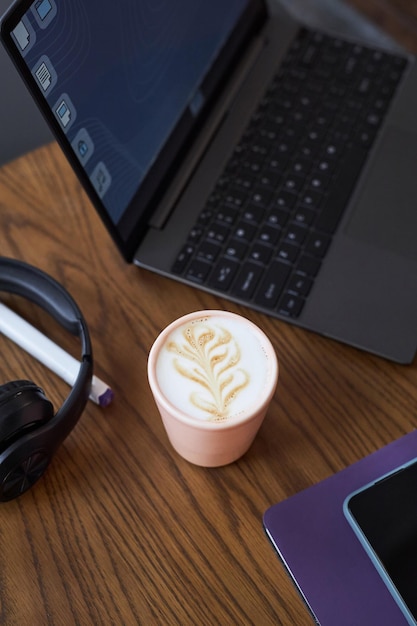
xmin=348 ymin=0 xmax=417 ymax=53
xmin=0 ymin=2 xmax=416 ymax=624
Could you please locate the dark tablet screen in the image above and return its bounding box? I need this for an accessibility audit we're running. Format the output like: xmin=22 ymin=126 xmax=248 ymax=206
xmin=346 ymin=460 xmax=417 ymax=623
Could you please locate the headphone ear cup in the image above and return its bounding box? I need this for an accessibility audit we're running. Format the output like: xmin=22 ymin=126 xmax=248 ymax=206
xmin=0 ymin=380 xmax=54 ymax=449
xmin=0 ymin=448 xmax=51 ymax=502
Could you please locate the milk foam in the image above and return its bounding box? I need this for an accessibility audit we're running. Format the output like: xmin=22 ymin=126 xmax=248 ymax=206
xmin=155 ymin=314 xmax=273 ymax=422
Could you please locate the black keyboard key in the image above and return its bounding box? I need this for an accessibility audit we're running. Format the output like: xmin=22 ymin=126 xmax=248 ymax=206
xmin=257 ymin=224 xmax=281 ymax=246
xmin=173 ymin=244 xmax=194 ymax=274
xmin=224 ymin=188 xmax=246 ymax=208
xmin=233 ymin=222 xmax=258 ymax=242
xmin=274 ymin=189 xmax=297 ymax=211
xmin=259 ymin=170 xmax=283 ymax=189
xmin=314 ymin=157 xmax=337 ymax=176
xmin=277 ymin=242 xmax=299 ymax=263
xmin=300 ymin=188 xmax=324 ymax=210
xmin=209 ymin=258 xmax=239 ymax=291
xmin=284 ymin=223 xmax=308 ymax=246
xmin=290 ymin=157 xmax=312 ymax=176
xmin=341 ymin=54 xmax=360 ymax=82
xmin=233 ymin=262 xmax=264 ymax=299
xmin=278 ymin=293 xmax=305 ymax=318
xmin=243 ymin=204 xmax=265 ymax=223
xmin=363 ymin=110 xmax=383 ymax=129
xmin=197 ymin=241 xmax=221 ymax=263
xmin=250 ymin=187 xmax=273 ymax=208
xmin=237 ymin=156 xmax=262 ymax=174
xmin=356 ymin=128 xmax=378 ymax=149
xmin=187 ymin=226 xmax=203 ymax=244
xmin=283 ymin=174 xmax=305 ymax=194
xmin=266 ymin=208 xmax=289 ymax=229
xmin=206 ymin=223 xmax=230 ymax=244
xmin=197 ymin=208 xmax=214 ymax=226
xmin=321 ymin=136 xmax=345 ymax=161
xmin=224 ymin=238 xmax=248 ymax=261
xmin=293 ymin=206 xmax=316 ymax=226
xmin=305 ymin=231 xmax=331 ymax=257
xmin=296 ymin=254 xmax=321 ymax=277
xmin=307 ymin=171 xmax=332 ymax=194
xmin=265 ymin=154 xmax=288 ymax=173
xmin=255 ymin=261 xmax=291 ymax=309
xmin=186 ymin=259 xmax=212 ymax=283
xmin=287 ymin=273 xmax=313 ymax=297
xmin=249 ymin=243 xmax=273 ymax=265
xmin=216 ymin=206 xmax=239 ymax=225
xmin=301 ymin=42 xmax=319 ymax=66
xmin=234 ymin=172 xmax=256 ymax=190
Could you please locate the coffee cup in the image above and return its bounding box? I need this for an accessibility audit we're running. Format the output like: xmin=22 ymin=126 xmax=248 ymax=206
xmin=147 ymin=310 xmax=278 ymax=467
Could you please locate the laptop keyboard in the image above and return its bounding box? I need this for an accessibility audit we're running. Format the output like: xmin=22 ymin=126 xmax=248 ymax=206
xmin=172 ymin=27 xmax=407 ymax=318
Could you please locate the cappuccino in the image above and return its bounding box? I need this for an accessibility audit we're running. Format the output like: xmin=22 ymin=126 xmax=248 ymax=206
xmin=155 ymin=312 xmax=274 ymax=422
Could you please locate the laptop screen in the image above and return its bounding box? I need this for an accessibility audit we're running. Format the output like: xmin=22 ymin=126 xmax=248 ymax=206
xmin=1 ymin=0 xmax=266 ymax=258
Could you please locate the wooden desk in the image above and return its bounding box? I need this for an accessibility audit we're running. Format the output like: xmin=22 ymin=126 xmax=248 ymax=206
xmin=0 ymin=2 xmax=416 ymax=624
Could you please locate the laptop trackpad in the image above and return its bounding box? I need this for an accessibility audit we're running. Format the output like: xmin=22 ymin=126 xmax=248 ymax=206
xmin=345 ymin=126 xmax=417 ymax=261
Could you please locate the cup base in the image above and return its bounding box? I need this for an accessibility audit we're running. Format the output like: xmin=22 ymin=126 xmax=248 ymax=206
xmin=159 ymin=405 xmax=266 ymax=468
xmin=169 ymin=443 xmax=251 ymax=468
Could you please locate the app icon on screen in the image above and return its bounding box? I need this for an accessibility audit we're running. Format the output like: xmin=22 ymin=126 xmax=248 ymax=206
xmin=53 ymin=93 xmax=76 ymax=131
xmin=35 ymin=0 xmax=52 ymax=20
xmin=91 ymin=162 xmax=112 ymax=198
xmin=12 ymin=17 xmax=36 ymax=56
xmin=32 ymin=55 xmax=57 ymax=93
xmin=31 ymin=0 xmax=57 ymax=29
xmin=72 ymin=128 xmax=95 ymax=165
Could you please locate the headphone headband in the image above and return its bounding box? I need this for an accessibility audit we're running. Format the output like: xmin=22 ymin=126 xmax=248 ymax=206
xmin=0 ymin=257 xmax=93 ymax=500
xmin=0 ymin=257 xmax=90 ymax=339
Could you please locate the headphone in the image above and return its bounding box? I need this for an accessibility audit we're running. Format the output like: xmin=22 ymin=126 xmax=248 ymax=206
xmin=0 ymin=257 xmax=93 ymax=501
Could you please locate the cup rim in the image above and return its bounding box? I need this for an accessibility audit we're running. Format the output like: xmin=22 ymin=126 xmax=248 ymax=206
xmin=147 ymin=310 xmax=279 ymax=430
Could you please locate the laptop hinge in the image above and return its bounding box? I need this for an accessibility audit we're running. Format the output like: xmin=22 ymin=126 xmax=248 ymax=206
xmin=148 ymin=32 xmax=267 ymax=229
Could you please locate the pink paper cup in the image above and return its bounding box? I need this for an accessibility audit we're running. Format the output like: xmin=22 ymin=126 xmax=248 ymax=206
xmin=147 ymin=310 xmax=278 ymax=467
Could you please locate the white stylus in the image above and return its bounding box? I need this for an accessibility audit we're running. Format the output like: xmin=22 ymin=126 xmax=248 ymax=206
xmin=0 ymin=302 xmax=114 ymax=407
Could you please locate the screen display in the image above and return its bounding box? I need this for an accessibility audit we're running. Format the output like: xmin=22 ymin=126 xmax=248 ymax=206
xmin=345 ymin=460 xmax=417 ymax=624
xmin=5 ymin=0 xmax=255 ymax=251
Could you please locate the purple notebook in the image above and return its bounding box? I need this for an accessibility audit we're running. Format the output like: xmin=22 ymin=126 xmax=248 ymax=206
xmin=263 ymin=430 xmax=417 ymax=625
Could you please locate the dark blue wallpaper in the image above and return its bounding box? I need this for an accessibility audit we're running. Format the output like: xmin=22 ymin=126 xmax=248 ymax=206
xmin=14 ymin=0 xmax=248 ymax=223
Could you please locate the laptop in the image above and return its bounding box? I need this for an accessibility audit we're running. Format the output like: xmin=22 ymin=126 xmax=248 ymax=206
xmin=1 ymin=0 xmax=417 ymax=364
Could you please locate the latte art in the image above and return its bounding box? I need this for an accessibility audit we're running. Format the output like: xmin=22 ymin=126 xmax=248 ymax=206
xmin=167 ymin=323 xmax=250 ymax=421
xmin=156 ymin=314 xmax=272 ymax=422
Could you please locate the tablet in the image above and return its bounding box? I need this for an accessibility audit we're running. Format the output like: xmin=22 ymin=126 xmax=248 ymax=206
xmin=344 ymin=458 xmax=417 ymax=626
